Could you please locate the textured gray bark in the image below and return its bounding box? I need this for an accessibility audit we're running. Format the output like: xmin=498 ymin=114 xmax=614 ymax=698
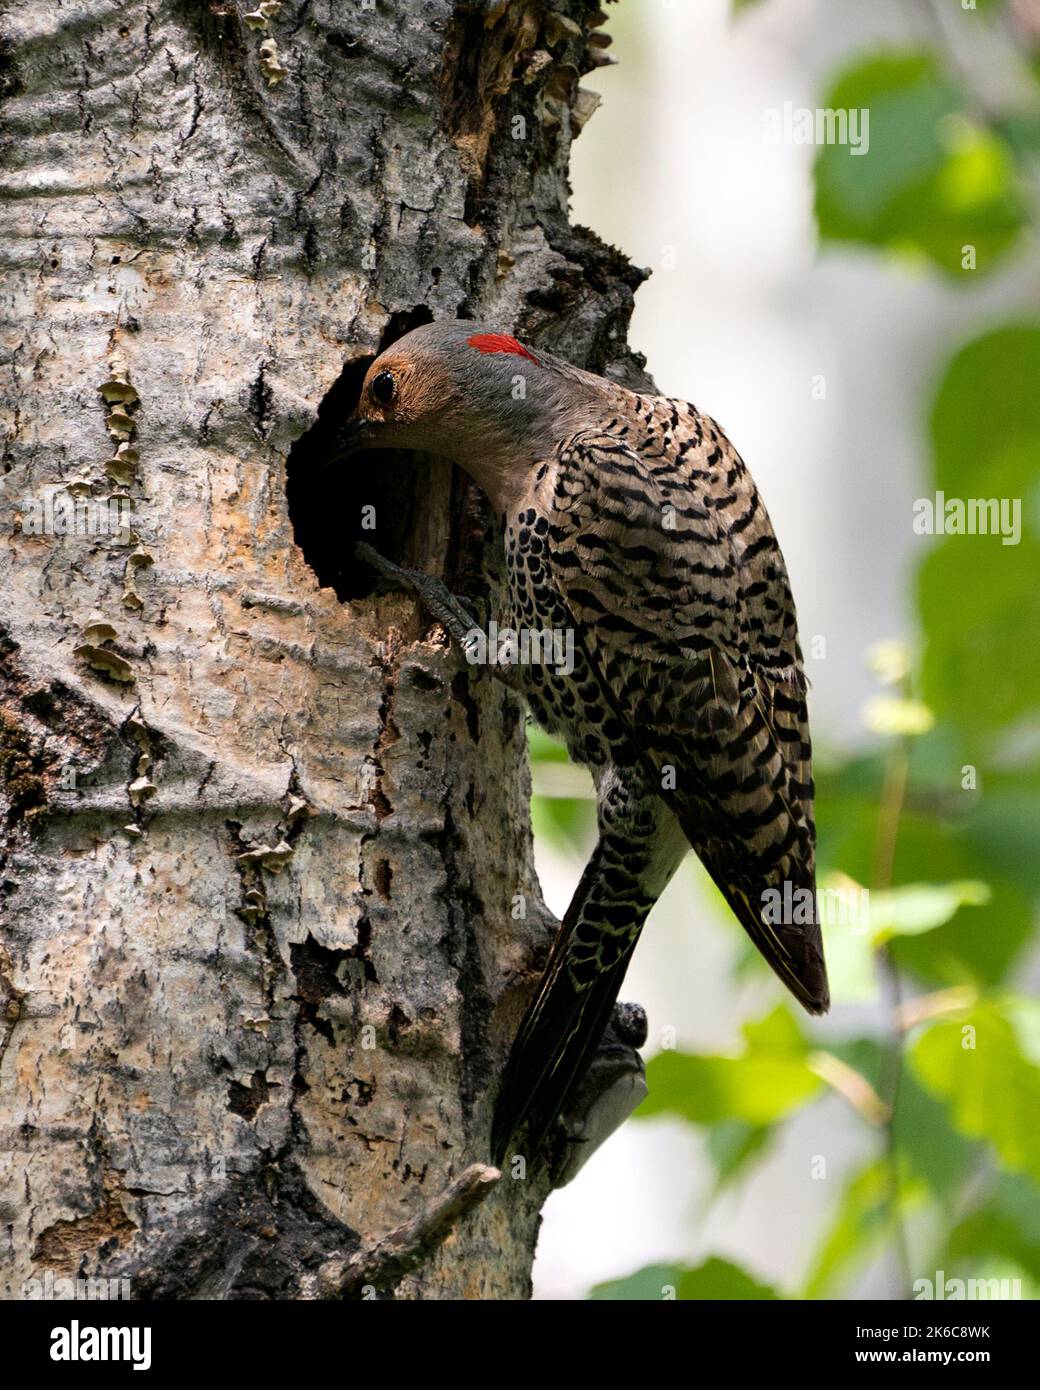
xmin=0 ymin=0 xmax=647 ymax=1299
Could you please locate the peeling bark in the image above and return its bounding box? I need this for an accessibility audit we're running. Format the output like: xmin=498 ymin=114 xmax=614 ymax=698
xmin=0 ymin=0 xmax=648 ymax=1299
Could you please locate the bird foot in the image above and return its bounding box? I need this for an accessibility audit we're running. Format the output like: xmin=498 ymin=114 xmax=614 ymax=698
xmin=355 ymin=542 xmax=482 ymax=652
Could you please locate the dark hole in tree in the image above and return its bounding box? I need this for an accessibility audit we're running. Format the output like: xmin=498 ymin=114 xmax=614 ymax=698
xmin=286 ymin=307 xmax=437 ymax=601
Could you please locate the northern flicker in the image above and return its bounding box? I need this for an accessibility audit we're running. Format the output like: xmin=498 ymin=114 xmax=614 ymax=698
xmin=337 ymin=320 xmax=828 ymax=1169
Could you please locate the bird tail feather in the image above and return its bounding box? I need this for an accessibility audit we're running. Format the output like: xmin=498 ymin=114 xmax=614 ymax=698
xmin=490 ymin=866 xmax=642 ymax=1167
xmin=706 ymin=860 xmax=829 ymax=1015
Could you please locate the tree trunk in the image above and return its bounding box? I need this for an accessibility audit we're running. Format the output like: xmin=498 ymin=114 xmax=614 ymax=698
xmin=0 ymin=0 xmax=647 ymax=1300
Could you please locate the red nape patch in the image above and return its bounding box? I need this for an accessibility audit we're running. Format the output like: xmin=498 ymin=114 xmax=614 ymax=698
xmin=467 ymin=333 xmax=539 ymax=364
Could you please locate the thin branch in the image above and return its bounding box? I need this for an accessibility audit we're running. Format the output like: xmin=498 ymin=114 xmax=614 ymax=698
xmin=808 ymin=1049 xmax=890 ymax=1127
xmin=877 ymin=946 xmax=914 ymax=1300
xmin=871 ymin=739 xmax=910 ymax=893
xmin=897 ymin=985 xmax=977 ymax=1033
xmin=872 ymin=731 xmax=913 ymax=1300
xmin=308 ymin=1162 xmax=502 ymax=1299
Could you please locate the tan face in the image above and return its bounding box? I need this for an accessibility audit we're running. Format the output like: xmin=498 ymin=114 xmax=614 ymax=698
xmin=355 ymin=352 xmax=448 ymax=441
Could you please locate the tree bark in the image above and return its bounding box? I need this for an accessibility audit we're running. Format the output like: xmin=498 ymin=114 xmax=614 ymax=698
xmin=0 ymin=0 xmax=647 ymax=1299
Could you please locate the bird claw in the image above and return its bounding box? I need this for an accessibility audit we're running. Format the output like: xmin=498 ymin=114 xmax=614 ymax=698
xmin=355 ymin=541 xmax=483 ymax=652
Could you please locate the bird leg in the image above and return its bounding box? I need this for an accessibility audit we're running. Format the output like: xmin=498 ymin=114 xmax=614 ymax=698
xmin=355 ymin=542 xmax=526 ymax=688
xmin=355 ymin=542 xmax=483 ymax=649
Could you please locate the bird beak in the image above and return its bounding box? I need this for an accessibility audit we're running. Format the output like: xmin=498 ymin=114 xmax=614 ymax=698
xmin=327 ymin=414 xmax=372 ymax=464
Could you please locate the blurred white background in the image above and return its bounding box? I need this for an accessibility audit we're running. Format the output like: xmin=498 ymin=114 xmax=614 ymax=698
xmin=531 ymin=0 xmax=1039 ymax=1300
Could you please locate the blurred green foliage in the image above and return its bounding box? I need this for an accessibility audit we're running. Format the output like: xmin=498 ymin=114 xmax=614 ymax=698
xmin=919 ymin=326 xmax=1040 ymax=735
xmin=591 ymin=1256 xmax=781 ymax=1301
xmin=530 ymin=0 xmax=1040 ymax=1299
xmin=814 ymin=52 xmax=1026 ymax=275
xmin=639 ymin=1005 xmax=822 ymax=1128
xmin=911 ymin=1000 xmax=1040 ymax=1184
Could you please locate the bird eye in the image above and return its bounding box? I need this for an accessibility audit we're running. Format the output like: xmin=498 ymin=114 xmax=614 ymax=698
xmin=371 ymin=370 xmax=396 ymax=406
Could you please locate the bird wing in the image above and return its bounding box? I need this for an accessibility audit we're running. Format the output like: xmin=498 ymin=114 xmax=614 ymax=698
xmin=544 ymin=424 xmax=828 ymax=1013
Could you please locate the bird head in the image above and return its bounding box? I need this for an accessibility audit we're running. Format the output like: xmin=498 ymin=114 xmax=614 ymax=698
xmin=333 ymin=320 xmax=595 ymax=513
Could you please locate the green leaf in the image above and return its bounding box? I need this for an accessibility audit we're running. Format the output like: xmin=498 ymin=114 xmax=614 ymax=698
xmin=641 ymin=1050 xmax=821 ymax=1126
xmin=945 ymin=1174 xmax=1040 ymax=1283
xmin=589 ymin=1262 xmax=682 ymax=1301
xmin=592 ymin=1256 xmax=781 ymax=1301
xmin=814 ymin=52 xmax=1025 ymax=275
xmin=919 ymin=324 xmax=1040 ymax=736
xmin=815 ymin=750 xmax=1034 ymax=989
xmin=816 ymin=877 xmax=989 ymax=1004
xmin=919 ymin=537 xmax=1040 ymax=737
xmin=640 ymin=1005 xmax=821 ymax=1126
xmin=928 ymin=323 xmax=1040 ymax=511
xmin=740 ymin=1001 xmax=808 ymax=1053
xmin=869 ymin=880 xmax=990 ymax=942
xmin=967 ymin=778 xmax=1040 ymax=898
xmin=910 ymin=998 xmax=1040 ymax=1184
xmin=889 ymin=872 xmax=1032 ymax=992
